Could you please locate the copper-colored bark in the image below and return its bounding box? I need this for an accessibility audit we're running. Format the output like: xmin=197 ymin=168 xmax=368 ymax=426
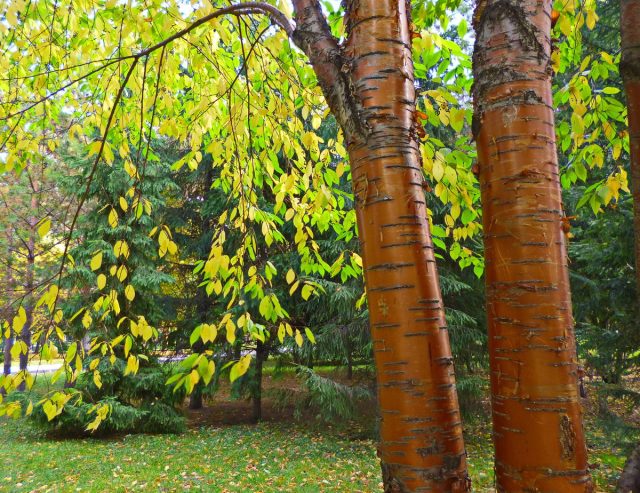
xmin=472 ymin=0 xmax=592 ymax=490
xmin=621 ymin=0 xmax=640 ymax=296
xmin=619 ymin=4 xmax=640 ymax=490
xmin=292 ymin=0 xmax=469 ymax=491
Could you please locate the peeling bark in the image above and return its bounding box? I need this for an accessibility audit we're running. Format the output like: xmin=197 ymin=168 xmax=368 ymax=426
xmin=472 ymin=0 xmax=592 ymax=490
xmin=292 ymin=0 xmax=470 ymax=491
xmin=621 ymin=0 xmax=640 ymax=299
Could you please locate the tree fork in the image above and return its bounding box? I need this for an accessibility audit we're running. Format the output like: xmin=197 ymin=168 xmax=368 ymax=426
xmin=292 ymin=0 xmax=470 ymax=491
xmin=472 ymin=0 xmax=592 ymax=490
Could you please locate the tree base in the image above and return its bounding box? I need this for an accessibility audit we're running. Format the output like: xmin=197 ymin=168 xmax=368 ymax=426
xmin=618 ymin=443 xmax=640 ymax=492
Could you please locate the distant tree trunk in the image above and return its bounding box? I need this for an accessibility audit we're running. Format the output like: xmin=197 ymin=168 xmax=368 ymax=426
xmin=618 ymin=443 xmax=640 ymax=492
xmin=189 ymin=387 xmax=203 ymax=410
xmin=472 ymin=1 xmax=592 ymax=490
xmin=190 ymin=277 xmax=213 ymax=410
xmin=343 ymin=327 xmax=354 ymax=380
xmin=251 ymin=340 xmax=266 ymax=423
xmin=621 ymin=0 xmax=640 ymax=298
xmin=189 ymin=339 xmax=205 ymax=409
xmin=18 ymin=186 xmax=38 ymax=391
xmin=292 ymin=1 xmax=469 ymax=490
xmin=2 ymin=339 xmax=12 ymax=381
xmin=2 ymin=228 xmax=14 ymax=388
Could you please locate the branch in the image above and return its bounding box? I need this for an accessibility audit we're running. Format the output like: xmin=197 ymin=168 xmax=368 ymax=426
xmin=290 ymin=0 xmax=369 ymax=144
xmin=1 ymin=2 xmax=294 ymax=122
xmin=50 ymin=59 xmax=140 ymax=317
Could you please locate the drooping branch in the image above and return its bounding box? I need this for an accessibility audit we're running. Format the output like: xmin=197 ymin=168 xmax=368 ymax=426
xmin=1 ymin=2 xmax=294 ymax=124
xmin=290 ymin=0 xmax=370 ymax=144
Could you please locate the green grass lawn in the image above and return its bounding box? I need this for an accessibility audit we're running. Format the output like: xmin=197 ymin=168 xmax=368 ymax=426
xmin=0 ymin=414 xmax=635 ymax=492
xmin=0 ymin=371 xmax=637 ymax=492
xmin=0 ymin=420 xmax=381 ymax=492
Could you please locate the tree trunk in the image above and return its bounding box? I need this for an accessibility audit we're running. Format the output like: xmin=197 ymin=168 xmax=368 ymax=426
xmin=252 ymin=340 xmax=266 ymax=423
xmin=472 ymin=1 xmax=592 ymax=490
xmin=292 ymin=1 xmax=469 ymax=491
xmin=621 ymin=0 xmax=640 ymax=298
xmin=18 ymin=187 xmax=38 ymax=392
xmin=189 ymin=388 xmax=203 ymax=410
xmin=2 ymin=229 xmax=14 ymax=390
xmin=618 ymin=443 xmax=640 ymax=493
xmin=619 ymin=6 xmax=640 ymax=488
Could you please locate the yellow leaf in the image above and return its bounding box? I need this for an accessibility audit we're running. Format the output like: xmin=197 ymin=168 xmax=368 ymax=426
xmin=295 ymin=329 xmax=303 ymax=347
xmin=203 ymin=360 xmax=215 ymax=385
xmin=226 ymin=318 xmax=236 ymax=344
xmin=108 ymin=209 xmax=118 ymax=228
xmin=230 ymin=355 xmax=251 ymax=382
xmin=432 ymin=159 xmax=444 ymax=182
xmin=289 ymin=280 xmax=300 ymax=296
xmin=278 ymin=323 xmax=285 ymax=343
xmin=586 ymin=9 xmax=598 ymax=30
xmin=286 ymin=269 xmax=295 ymax=284
xmin=114 ymin=240 xmax=129 ymax=259
xmin=37 ymin=218 xmax=51 ymax=238
xmin=116 ymin=265 xmax=128 ymax=282
xmin=43 ymin=400 xmax=57 ymax=421
xmin=119 ymin=197 xmax=128 ymax=212
xmin=97 ymin=274 xmax=106 ymax=290
xmin=93 ymin=370 xmax=102 ymax=389
xmin=124 ymin=355 xmax=138 ymax=376
xmin=90 ymin=252 xmax=103 ymax=271
xmin=124 ymin=285 xmax=135 ymax=301
xmin=190 ymin=369 xmax=200 ymax=386
xmin=301 ymin=284 xmax=313 ymax=300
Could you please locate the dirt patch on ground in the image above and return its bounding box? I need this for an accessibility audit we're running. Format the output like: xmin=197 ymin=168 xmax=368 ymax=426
xmin=183 ymin=369 xmax=376 ymax=432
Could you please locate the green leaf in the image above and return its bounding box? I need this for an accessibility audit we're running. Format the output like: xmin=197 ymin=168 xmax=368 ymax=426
xmin=65 ymin=342 xmax=77 ymax=363
xmin=305 ymin=327 xmax=316 ymax=344
xmin=190 ymin=325 xmax=202 ymax=346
